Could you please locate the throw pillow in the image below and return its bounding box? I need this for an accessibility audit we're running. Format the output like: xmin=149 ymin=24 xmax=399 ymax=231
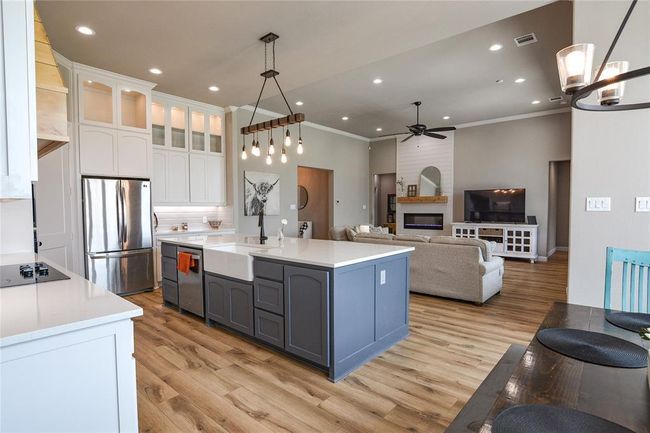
xmin=329 ymin=226 xmax=348 ymax=241
xmin=358 ymin=224 xmax=371 ymax=233
xmin=345 ymin=226 xmax=358 ymax=241
xmin=369 ymin=225 xmax=389 ymax=235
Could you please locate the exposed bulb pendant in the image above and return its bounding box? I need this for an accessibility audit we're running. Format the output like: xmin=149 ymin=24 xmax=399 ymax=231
xmin=266 ymin=154 xmax=272 ymax=165
xmin=252 ymin=133 xmax=260 ymax=156
xmin=241 ymin=134 xmax=248 ymax=160
xmin=269 ymin=137 xmax=275 ymax=155
xmin=296 ymin=123 xmax=304 ymax=155
xmin=284 ymin=127 xmax=292 ymax=147
xmin=281 ymin=146 xmax=287 ymax=164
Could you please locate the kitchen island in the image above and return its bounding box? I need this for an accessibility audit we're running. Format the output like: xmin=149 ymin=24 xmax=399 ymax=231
xmin=160 ymin=235 xmax=414 ymax=381
xmin=0 ymin=253 xmax=142 ymax=433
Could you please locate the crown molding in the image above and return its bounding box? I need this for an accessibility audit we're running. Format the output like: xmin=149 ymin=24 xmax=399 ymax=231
xmin=454 ymin=108 xmax=571 ymax=129
xmin=238 ymin=105 xmax=370 ymax=142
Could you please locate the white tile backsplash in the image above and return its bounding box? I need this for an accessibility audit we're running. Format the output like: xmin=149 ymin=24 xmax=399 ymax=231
xmin=153 ymin=206 xmax=234 ymax=232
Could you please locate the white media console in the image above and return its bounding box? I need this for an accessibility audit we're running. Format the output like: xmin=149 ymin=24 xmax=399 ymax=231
xmin=452 ymin=222 xmax=538 ymax=263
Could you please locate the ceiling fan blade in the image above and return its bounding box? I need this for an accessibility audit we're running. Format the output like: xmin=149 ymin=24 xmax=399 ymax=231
xmin=425 ymin=126 xmax=457 ymax=132
xmin=376 ymin=132 xmax=409 ymax=137
xmin=400 ymin=134 xmax=415 ymax=143
xmin=423 ymin=132 xmax=447 ymax=140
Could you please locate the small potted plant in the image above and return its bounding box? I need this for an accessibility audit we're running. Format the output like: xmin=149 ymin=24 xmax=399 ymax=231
xmin=640 ymin=327 xmax=650 ymax=388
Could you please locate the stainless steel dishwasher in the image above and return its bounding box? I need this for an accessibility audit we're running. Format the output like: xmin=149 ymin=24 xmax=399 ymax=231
xmin=177 ymin=247 xmax=204 ymax=317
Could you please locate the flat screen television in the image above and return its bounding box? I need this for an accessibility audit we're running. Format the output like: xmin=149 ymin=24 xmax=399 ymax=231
xmin=464 ymin=189 xmax=526 ymax=223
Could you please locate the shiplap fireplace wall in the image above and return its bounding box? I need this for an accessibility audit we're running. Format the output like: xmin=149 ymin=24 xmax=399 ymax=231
xmin=396 ymin=133 xmax=454 ymax=236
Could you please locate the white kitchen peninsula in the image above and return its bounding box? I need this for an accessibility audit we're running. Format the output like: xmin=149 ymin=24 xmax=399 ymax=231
xmin=0 ymin=253 xmax=142 ymax=433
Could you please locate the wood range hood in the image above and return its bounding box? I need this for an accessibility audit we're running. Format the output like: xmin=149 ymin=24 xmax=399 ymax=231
xmin=34 ymin=6 xmax=69 ymax=158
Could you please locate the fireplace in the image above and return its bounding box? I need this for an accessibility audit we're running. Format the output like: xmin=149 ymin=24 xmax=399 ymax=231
xmin=403 ymin=213 xmax=443 ymax=230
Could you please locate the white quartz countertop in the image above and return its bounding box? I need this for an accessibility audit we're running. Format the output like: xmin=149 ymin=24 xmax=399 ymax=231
xmin=160 ymin=235 xmax=414 ymax=268
xmin=0 ymin=253 xmax=143 ymax=347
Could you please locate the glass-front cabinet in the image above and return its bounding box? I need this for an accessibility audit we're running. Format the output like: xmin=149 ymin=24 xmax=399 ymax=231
xmin=151 ymin=101 xmax=165 ymax=146
xmin=78 ymin=75 xmax=115 ymax=127
xmin=170 ymin=105 xmax=187 ymax=150
xmin=151 ymin=97 xmax=188 ymax=150
xmin=119 ymin=85 xmax=149 ymax=131
xmin=191 ymin=110 xmax=206 ymax=151
xmin=189 ymin=105 xmax=223 ymax=155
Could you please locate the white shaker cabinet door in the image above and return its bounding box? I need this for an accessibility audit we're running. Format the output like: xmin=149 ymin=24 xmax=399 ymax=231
xmin=207 ymin=155 xmax=225 ymax=205
xmin=166 ymin=152 xmax=189 ymax=203
xmin=117 ymin=131 xmax=149 ymax=178
xmin=79 ymin=124 xmax=118 ymax=176
xmin=189 ymin=153 xmax=208 ymax=203
xmin=0 ymin=0 xmax=37 ymax=199
xmin=151 ymin=150 xmax=167 ymax=204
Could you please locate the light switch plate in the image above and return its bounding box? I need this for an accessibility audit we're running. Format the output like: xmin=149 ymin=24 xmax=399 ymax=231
xmin=586 ymin=197 xmax=611 ymax=212
xmin=380 ymin=270 xmax=386 ymax=285
xmin=362 ymin=204 xmax=367 ymax=210
xmin=289 ymin=204 xmax=297 ymax=210
xmin=636 ymin=196 xmax=650 ymax=212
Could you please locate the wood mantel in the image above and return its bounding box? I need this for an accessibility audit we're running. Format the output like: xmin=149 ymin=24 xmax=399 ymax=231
xmin=397 ymin=195 xmax=448 ymax=204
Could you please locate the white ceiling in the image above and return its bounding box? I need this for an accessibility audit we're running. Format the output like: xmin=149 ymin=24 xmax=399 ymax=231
xmin=37 ymin=0 xmax=567 ymax=138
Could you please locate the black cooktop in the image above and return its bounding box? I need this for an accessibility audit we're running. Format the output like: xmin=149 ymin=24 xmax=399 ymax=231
xmin=0 ymin=262 xmax=70 ymax=288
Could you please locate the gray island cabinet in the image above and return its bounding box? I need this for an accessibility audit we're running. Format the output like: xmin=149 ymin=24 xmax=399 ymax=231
xmin=161 ymin=238 xmax=411 ymax=382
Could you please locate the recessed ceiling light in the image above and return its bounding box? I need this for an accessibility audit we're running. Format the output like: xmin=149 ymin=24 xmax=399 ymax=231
xmin=373 ymin=78 xmax=383 ymax=84
xmin=515 ymin=77 xmax=526 ymax=83
xmin=531 ymin=100 xmax=541 ymax=105
xmin=496 ymin=79 xmax=504 ymax=83
xmin=341 ymin=116 xmax=349 ymax=121
xmin=208 ymin=85 xmax=219 ymax=92
xmin=443 ymin=116 xmax=451 ymax=120
xmin=149 ymin=68 xmax=162 ymax=75
xmin=376 ymin=128 xmax=382 ymax=132
xmin=295 ymin=101 xmax=304 ymax=106
xmin=76 ymin=25 xmax=95 ymax=36
xmin=489 ymin=43 xmax=503 ymax=51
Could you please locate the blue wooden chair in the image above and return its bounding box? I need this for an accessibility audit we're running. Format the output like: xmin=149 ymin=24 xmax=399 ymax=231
xmin=604 ymin=247 xmax=650 ymax=313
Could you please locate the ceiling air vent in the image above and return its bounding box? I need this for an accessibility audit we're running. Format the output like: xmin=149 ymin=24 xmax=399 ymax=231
xmin=549 ymin=96 xmax=564 ymax=103
xmin=514 ymin=33 xmax=538 ymax=47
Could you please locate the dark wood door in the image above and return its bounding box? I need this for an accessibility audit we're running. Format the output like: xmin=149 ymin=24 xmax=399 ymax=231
xmin=284 ymin=265 xmax=330 ymax=367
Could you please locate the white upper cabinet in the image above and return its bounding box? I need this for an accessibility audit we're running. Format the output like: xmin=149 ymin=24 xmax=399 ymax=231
xmin=0 ymin=0 xmax=37 ymax=199
xmin=150 ymin=92 xmax=226 ymax=205
xmin=151 ymin=97 xmax=188 ymax=151
xmin=78 ymin=75 xmax=116 ymax=128
xmin=79 ymin=125 xmax=118 ymax=176
xmin=190 ymin=106 xmax=223 ymax=155
xmin=75 ymin=65 xmax=155 ymax=178
xmin=118 ymin=84 xmax=150 ymax=132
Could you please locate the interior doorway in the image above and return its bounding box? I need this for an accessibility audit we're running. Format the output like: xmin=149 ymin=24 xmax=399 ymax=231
xmin=373 ymin=173 xmax=396 ymax=230
xmin=547 ymin=160 xmax=570 ymax=258
xmin=297 ymin=166 xmax=333 ymax=240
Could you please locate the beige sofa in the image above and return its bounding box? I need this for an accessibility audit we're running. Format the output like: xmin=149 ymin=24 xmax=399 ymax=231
xmin=329 ymin=227 xmax=504 ymax=304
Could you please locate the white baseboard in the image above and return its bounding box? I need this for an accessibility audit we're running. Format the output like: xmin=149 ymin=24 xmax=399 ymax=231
xmin=537 ymin=256 xmax=548 ymax=262
xmin=556 ymin=246 xmax=569 ymax=252
xmin=547 ymin=247 xmax=557 ymax=258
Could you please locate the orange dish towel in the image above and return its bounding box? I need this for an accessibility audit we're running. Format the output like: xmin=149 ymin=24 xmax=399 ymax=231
xmin=177 ymin=252 xmax=192 ymax=274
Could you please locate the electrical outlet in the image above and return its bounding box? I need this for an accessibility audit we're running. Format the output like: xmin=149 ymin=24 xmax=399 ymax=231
xmin=289 ymin=204 xmax=297 ymax=210
xmin=380 ymin=270 xmax=386 ymax=285
xmin=202 ymin=216 xmax=208 ymax=224
xmin=636 ymin=196 xmax=650 ymax=212
xmin=362 ymin=204 xmax=367 ymax=210
xmin=586 ymin=197 xmax=611 ymax=212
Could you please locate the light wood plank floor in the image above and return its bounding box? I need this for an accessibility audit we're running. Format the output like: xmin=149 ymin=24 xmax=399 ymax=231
xmin=130 ymin=252 xmax=567 ymax=433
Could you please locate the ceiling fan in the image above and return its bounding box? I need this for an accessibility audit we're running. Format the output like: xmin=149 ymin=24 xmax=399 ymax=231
xmin=379 ymin=101 xmax=456 ymax=142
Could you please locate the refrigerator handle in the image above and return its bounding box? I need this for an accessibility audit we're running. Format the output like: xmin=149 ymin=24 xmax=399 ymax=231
xmin=116 ymin=182 xmax=123 ymax=247
xmin=120 ymin=185 xmax=127 ymax=244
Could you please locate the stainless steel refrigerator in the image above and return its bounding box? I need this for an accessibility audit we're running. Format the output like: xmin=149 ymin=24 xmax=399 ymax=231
xmin=82 ymin=177 xmax=154 ymax=295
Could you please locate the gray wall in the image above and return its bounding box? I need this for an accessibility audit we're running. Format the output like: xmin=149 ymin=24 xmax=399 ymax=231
xmin=369 ymin=138 xmax=397 ymax=225
xmin=453 ymin=112 xmax=572 ymax=257
xmin=234 ymin=109 xmax=370 ymax=237
xmin=568 ymin=1 xmax=650 ymax=307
